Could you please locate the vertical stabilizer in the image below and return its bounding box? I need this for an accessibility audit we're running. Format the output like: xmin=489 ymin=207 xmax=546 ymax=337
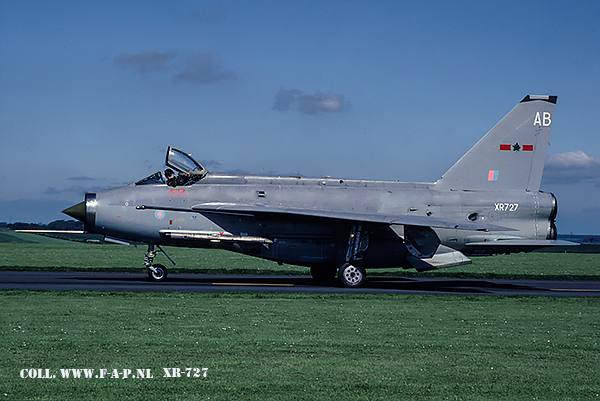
xmin=435 ymin=95 xmax=556 ymax=192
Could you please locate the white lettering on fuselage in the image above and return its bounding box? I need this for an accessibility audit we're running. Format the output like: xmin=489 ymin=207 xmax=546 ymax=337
xmin=494 ymin=203 xmax=519 ymax=212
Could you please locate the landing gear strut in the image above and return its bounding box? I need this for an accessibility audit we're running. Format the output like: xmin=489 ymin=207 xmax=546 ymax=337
xmin=338 ymin=224 xmax=368 ymax=288
xmin=144 ymin=244 xmax=175 ymax=282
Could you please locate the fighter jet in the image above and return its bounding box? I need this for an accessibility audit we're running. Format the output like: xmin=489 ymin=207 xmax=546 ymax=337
xmin=63 ymin=95 xmax=574 ymax=287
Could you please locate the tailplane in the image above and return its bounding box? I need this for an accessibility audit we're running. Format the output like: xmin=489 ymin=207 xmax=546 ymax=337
xmin=435 ymin=95 xmax=557 ymax=192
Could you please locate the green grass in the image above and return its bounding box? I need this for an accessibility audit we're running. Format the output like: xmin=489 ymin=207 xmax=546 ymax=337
xmin=0 ymin=242 xmax=309 ymax=275
xmin=1 ymin=232 xmax=599 ymax=280
xmin=2 ymin=290 xmax=600 ymax=400
xmin=2 ymin=232 xmax=600 ymax=399
xmin=0 ymin=231 xmax=70 ymax=244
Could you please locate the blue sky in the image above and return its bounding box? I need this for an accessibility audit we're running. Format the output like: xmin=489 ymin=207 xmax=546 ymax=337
xmin=1 ymin=0 xmax=599 ymax=234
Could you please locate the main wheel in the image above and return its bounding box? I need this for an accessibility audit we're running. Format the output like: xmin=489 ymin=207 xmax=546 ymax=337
xmin=148 ymin=263 xmax=168 ymax=282
xmin=338 ymin=263 xmax=366 ymax=288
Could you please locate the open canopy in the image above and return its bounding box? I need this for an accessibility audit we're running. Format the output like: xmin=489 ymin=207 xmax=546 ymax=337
xmin=165 ymin=147 xmax=206 ymax=176
xmin=135 ymin=147 xmax=207 ymax=186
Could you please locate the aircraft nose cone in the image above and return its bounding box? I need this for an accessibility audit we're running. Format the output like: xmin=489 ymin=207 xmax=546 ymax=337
xmin=63 ymin=201 xmax=86 ymax=222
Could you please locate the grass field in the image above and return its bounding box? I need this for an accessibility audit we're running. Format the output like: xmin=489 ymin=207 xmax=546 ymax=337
xmin=2 ymin=291 xmax=599 ymax=400
xmin=1 ymin=232 xmax=600 ymax=400
xmin=1 ymin=231 xmax=599 ymax=281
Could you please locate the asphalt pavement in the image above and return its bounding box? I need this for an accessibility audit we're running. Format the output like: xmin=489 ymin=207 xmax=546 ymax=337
xmin=1 ymin=271 xmax=600 ymax=297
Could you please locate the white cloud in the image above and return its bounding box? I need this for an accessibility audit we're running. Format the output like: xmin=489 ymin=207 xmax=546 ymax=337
xmin=543 ymin=150 xmax=600 ymax=183
xmin=273 ymin=88 xmax=351 ymax=115
xmin=114 ymin=51 xmax=234 ymax=85
xmin=273 ymin=89 xmax=302 ymax=111
xmin=174 ymin=52 xmax=235 ymax=84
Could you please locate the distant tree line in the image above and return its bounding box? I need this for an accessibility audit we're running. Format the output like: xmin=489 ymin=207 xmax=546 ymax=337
xmin=0 ymin=220 xmax=84 ymax=231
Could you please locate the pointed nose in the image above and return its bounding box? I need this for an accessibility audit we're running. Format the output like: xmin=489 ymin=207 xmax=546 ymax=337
xmin=63 ymin=201 xmax=86 ymax=222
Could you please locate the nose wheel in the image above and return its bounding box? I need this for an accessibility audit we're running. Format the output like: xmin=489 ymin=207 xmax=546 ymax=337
xmin=144 ymin=244 xmax=175 ymax=282
xmin=148 ymin=263 xmax=168 ymax=281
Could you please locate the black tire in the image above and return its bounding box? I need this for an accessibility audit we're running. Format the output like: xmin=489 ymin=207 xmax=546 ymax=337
xmin=338 ymin=263 xmax=366 ymax=288
xmin=148 ymin=264 xmax=168 ymax=282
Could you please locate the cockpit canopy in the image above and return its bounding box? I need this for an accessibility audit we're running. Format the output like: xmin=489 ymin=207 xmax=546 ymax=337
xmin=135 ymin=147 xmax=207 ymax=186
xmin=165 ymin=147 xmax=206 ymax=176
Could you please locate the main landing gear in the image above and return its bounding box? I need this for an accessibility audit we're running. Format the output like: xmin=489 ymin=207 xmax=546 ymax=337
xmin=338 ymin=263 xmax=366 ymax=288
xmin=337 ymin=224 xmax=368 ymax=288
xmin=144 ymin=244 xmax=176 ymax=282
xmin=310 ymin=263 xmax=366 ymax=287
xmin=310 ymin=224 xmax=369 ymax=288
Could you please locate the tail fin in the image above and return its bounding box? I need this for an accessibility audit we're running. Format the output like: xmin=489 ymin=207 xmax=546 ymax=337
xmin=435 ymin=95 xmax=557 ymax=192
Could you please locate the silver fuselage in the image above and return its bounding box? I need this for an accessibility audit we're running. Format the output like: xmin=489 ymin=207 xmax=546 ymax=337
xmin=84 ymin=173 xmax=556 ymax=270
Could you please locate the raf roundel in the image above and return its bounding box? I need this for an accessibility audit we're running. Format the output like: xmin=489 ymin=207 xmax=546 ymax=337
xmin=155 ymin=210 xmax=166 ymax=220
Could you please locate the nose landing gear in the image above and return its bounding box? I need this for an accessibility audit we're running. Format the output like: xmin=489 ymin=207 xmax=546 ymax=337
xmin=148 ymin=263 xmax=168 ymax=281
xmin=144 ymin=244 xmax=176 ymax=282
